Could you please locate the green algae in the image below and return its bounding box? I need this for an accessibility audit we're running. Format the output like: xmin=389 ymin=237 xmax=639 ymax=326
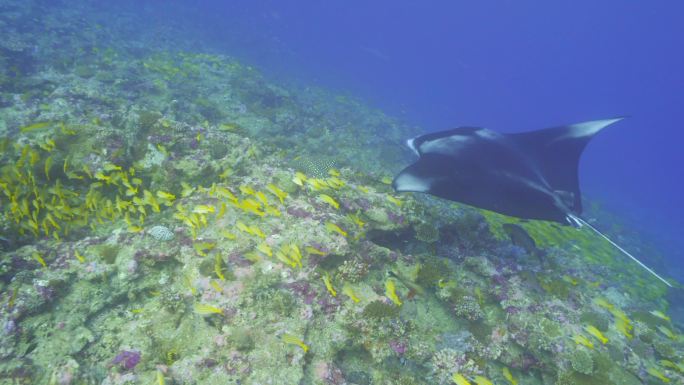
xmin=579 ymin=310 xmax=611 ymax=332
xmin=414 ymin=222 xmax=440 ymax=243
xmin=362 ymin=300 xmax=401 ymax=319
xmin=415 ymin=259 xmax=451 ymax=288
xmin=91 ymin=244 xmax=120 ymax=264
xmin=229 ymin=328 xmax=256 ymax=352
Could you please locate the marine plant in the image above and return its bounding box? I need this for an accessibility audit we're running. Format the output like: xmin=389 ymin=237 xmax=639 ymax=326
xmin=362 ymin=300 xmax=401 ymax=319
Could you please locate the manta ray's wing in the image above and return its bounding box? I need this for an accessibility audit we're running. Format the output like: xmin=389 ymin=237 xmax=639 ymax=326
xmin=506 ymin=117 xmax=624 ymax=214
xmin=507 ymin=117 xmax=672 ymax=287
xmin=395 ymin=118 xmax=673 ymax=287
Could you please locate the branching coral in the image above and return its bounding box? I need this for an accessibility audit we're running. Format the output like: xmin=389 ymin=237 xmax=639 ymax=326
xmin=569 ymin=348 xmax=594 ymax=375
xmin=414 ymin=222 xmax=439 ymax=243
xmin=454 ymin=296 xmax=484 ymax=321
xmin=430 ymin=348 xmax=481 ymax=385
xmin=148 ymin=225 xmax=174 ymax=241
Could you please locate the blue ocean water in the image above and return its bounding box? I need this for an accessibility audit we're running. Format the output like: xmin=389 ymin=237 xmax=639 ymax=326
xmin=188 ymin=0 xmax=684 ymax=280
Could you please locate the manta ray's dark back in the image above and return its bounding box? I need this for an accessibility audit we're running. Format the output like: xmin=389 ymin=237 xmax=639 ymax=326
xmin=393 ymin=117 xmax=675 ymax=288
xmin=393 ymin=118 xmax=624 ymax=225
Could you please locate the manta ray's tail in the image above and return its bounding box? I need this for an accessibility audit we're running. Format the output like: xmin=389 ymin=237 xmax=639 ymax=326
xmin=569 ymin=215 xmax=672 ymax=287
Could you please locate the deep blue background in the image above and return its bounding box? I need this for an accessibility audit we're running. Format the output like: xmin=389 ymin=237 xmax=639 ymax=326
xmin=182 ymin=0 xmax=683 ymax=278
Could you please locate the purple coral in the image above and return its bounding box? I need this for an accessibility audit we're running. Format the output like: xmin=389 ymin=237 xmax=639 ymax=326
xmin=285 ymin=281 xmax=317 ymax=305
xmin=386 ymin=211 xmax=405 ymax=225
xmin=389 ymin=340 xmax=407 ymax=356
xmin=111 ymin=350 xmax=141 ymax=371
xmin=355 ymin=198 xmax=372 ymax=211
xmin=287 ymin=206 xmax=312 ymax=219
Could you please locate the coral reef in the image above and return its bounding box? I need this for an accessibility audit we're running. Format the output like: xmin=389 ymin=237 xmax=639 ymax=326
xmin=0 ymin=1 xmax=681 ymax=384
xmin=147 ymin=225 xmax=174 ymax=242
xmin=414 ymin=221 xmax=440 ymax=243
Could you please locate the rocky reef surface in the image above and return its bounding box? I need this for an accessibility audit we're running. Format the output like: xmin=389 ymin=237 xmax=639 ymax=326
xmin=0 ymin=1 xmax=682 ymax=384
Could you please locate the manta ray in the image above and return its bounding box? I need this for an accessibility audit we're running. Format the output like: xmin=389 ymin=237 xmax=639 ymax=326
xmin=393 ymin=118 xmax=672 ymax=287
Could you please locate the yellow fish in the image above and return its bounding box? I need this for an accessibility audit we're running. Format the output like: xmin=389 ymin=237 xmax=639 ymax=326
xmin=585 ymin=325 xmax=608 ymax=344
xmin=215 ymin=186 xmax=238 ymax=202
xmin=650 ymin=310 xmax=671 ymax=322
xmin=473 ymin=376 xmax=493 ymax=385
xmin=386 ymin=195 xmax=403 ymax=206
xmin=216 ymin=202 xmax=227 ymax=219
xmin=562 ymin=275 xmax=579 ymax=285
xmin=214 ymin=254 xmax=226 ymax=281
xmin=658 ymin=325 xmax=677 ymax=340
xmin=219 ymin=123 xmax=237 ymax=131
xmin=257 ymin=243 xmax=273 ymax=257
xmin=255 ymin=191 xmax=269 ymax=206
xmin=502 ymin=367 xmax=517 ymax=385
xmin=573 ymin=334 xmax=594 ymax=349
xmin=156 ymin=190 xmax=176 ymax=204
xmin=325 ymin=222 xmax=347 ymax=237
xmin=323 ymin=273 xmax=337 ymax=297
xmin=20 ymin=121 xmax=52 ymax=132
xmin=193 ymin=242 xmax=215 ymax=257
xmin=238 ymin=198 xmax=264 ymax=216
xmin=44 ymin=156 xmax=53 ymax=180
xmin=348 ymin=213 xmax=365 ymax=228
xmin=236 ymin=221 xmax=250 ymax=234
xmin=326 ymin=177 xmax=345 ymax=189
xmin=659 ymin=360 xmax=684 ymax=373
xmin=103 ymin=163 xmax=122 ymax=171
xmin=318 ymin=194 xmax=339 ymax=209
xmin=646 ymin=366 xmax=670 ymax=383
xmin=193 ymin=303 xmax=223 ymax=315
xmin=452 ymin=373 xmax=472 ymax=385
xmin=156 ymin=370 xmax=165 ymax=385
xmin=218 ymin=168 xmax=231 ymax=179
xmin=307 ymin=178 xmax=329 ymax=191
xmin=342 ymin=284 xmax=361 ymax=303
xmin=292 ymin=172 xmax=307 ymax=186
xmin=385 ymin=279 xmax=402 ymax=306
xmin=74 ymin=250 xmax=86 ymax=263
xmin=275 ymin=250 xmax=296 ymax=267
xmin=594 ymin=297 xmax=614 ymax=310
xmin=239 ymin=185 xmax=255 ymax=195
xmin=288 ymin=244 xmax=303 ymax=267
xmin=265 ymin=205 xmax=281 ymax=217
xmin=305 ymin=246 xmax=327 ymax=256
xmin=32 ymin=252 xmax=47 ymax=268
xmin=282 ymin=334 xmax=309 ymax=353
xmin=94 ymin=171 xmax=111 ymax=183
xmin=266 ymin=183 xmax=287 ymax=204
xmin=249 ymin=225 xmax=266 ymax=238
xmin=181 ymin=182 xmax=195 ymax=197
xmin=192 ymin=205 xmax=215 ymax=214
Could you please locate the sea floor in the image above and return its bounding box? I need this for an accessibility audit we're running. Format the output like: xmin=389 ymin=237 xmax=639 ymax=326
xmin=0 ymin=1 xmax=682 ymax=384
